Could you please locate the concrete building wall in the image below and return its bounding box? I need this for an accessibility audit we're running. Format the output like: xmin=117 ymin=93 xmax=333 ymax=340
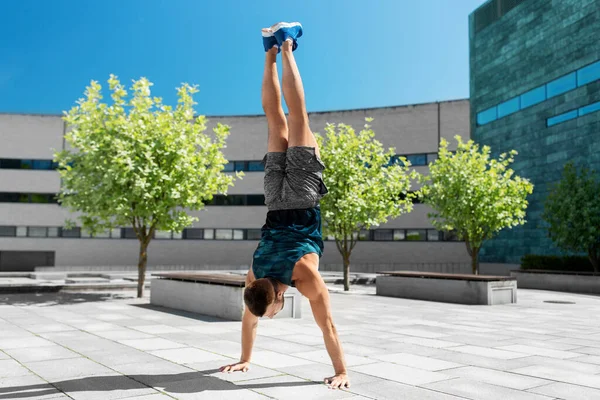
xmin=0 ymin=99 xmax=472 ymax=271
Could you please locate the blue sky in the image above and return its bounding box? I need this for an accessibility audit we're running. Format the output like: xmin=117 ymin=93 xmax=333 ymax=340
xmin=0 ymin=0 xmax=485 ymax=116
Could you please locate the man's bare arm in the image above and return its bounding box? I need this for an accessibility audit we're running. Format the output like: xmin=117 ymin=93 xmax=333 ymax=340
xmin=220 ymin=268 xmax=258 ymax=373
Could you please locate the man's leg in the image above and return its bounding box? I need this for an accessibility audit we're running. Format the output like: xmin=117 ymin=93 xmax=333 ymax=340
xmin=280 ymin=39 xmax=320 ymax=156
xmin=262 ymin=43 xmax=288 ymax=153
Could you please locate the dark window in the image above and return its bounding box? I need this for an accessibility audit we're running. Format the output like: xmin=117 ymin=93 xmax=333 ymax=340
xmin=184 ymin=228 xmax=204 ymax=239
xmin=577 ymin=60 xmax=600 ymax=86
xmin=497 ymin=96 xmax=520 ymax=118
xmin=443 ymin=231 xmax=459 ymax=241
xmin=247 ymin=161 xmax=264 ymax=172
xmin=61 ymin=227 xmax=81 ymax=238
xmin=547 ymin=110 xmax=578 ymax=127
xmin=546 ymin=72 xmax=576 ymax=99
xmin=32 ymin=160 xmax=52 ymax=170
xmin=393 ymin=230 xmax=406 ymax=241
xmin=406 ymin=229 xmax=426 ymax=241
xmin=20 ymin=160 xmax=33 ymax=169
xmin=30 ymin=194 xmax=51 ymax=203
xmin=426 ymin=153 xmax=438 ymax=164
xmin=0 ymin=193 xmax=23 ymax=202
xmin=358 ymin=230 xmax=371 ymax=241
xmin=0 ymin=226 xmax=16 ymax=237
xmin=234 ymin=161 xmax=247 ymax=172
xmin=246 ymin=195 xmax=265 ymax=206
xmin=579 ymin=101 xmax=600 ymax=117
xmin=520 ymin=86 xmax=546 ymax=109
xmin=374 ymin=229 xmax=393 ymax=241
xmin=28 ymin=227 xmax=47 ymax=237
xmin=476 ymin=107 xmax=497 ymax=125
xmin=223 ymin=162 xmax=234 ymax=172
xmin=247 ymin=229 xmax=262 ymax=240
xmin=123 ymin=228 xmax=137 ymax=239
xmin=427 ymin=230 xmax=441 ymax=241
xmin=405 ymin=154 xmax=427 ymax=166
xmin=0 ymin=159 xmax=21 ymax=169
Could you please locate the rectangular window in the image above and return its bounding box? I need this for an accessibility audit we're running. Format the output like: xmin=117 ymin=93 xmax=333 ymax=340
xmin=246 ymin=195 xmax=265 ymax=206
xmin=0 ymin=159 xmax=21 ymax=169
xmin=546 ymin=72 xmax=577 ymax=99
xmin=123 ymin=228 xmax=137 ymax=239
xmin=154 ymin=230 xmax=172 ymax=239
xmin=358 ymin=230 xmax=371 ymax=241
xmin=81 ymin=228 xmax=93 ymax=238
xmin=426 ymin=153 xmax=438 ymax=164
xmin=374 ymin=229 xmax=393 ymax=241
xmin=405 ymin=154 xmax=427 ymax=166
xmin=223 ymin=162 xmax=234 ymax=172
xmin=247 ymin=161 xmax=264 ymax=172
xmin=184 ymin=228 xmax=204 ymax=239
xmin=32 ymin=160 xmax=52 ymax=170
xmin=16 ymin=226 xmax=27 ymax=237
xmin=393 ymin=230 xmax=406 ymax=241
xmin=204 ymin=229 xmax=214 ymax=240
xmin=577 ymin=60 xmax=600 ymax=86
xmin=172 ymin=231 xmax=182 ymax=239
xmin=61 ymin=227 xmax=81 ymax=238
xmin=547 ymin=110 xmax=578 ymax=127
xmin=247 ymin=229 xmax=262 ymax=240
xmin=520 ymin=85 xmax=546 ymax=109
xmin=406 ymin=229 xmax=426 ymax=241
xmin=0 ymin=226 xmax=16 ymax=237
xmin=110 ymin=228 xmax=122 ymax=239
xmin=30 ymin=194 xmax=50 ymax=203
xmin=233 ymin=229 xmax=244 ymax=240
xmin=579 ymin=101 xmax=600 ymax=117
xmin=497 ymin=96 xmax=520 ymax=118
xmin=427 ymin=230 xmax=441 ymax=241
xmin=215 ymin=229 xmax=232 ymax=240
xmin=443 ymin=231 xmax=459 ymax=241
xmin=94 ymin=229 xmax=110 ymax=238
xmin=234 ymin=161 xmax=247 ymax=172
xmin=476 ymin=106 xmax=497 ymax=125
xmin=47 ymin=227 xmax=60 ymax=237
xmin=20 ymin=160 xmax=33 ymax=169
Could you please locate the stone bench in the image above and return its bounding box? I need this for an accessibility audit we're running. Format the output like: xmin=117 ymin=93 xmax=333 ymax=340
xmin=376 ymin=271 xmax=517 ymax=305
xmin=510 ymin=269 xmax=600 ymax=294
xmin=150 ymin=272 xmax=302 ymax=320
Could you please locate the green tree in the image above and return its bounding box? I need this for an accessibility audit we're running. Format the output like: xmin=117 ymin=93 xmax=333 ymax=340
xmin=543 ymin=162 xmax=600 ymax=273
xmin=317 ymin=120 xmax=415 ymax=291
xmin=420 ymin=136 xmax=533 ymax=275
xmin=55 ymin=75 xmax=239 ymax=297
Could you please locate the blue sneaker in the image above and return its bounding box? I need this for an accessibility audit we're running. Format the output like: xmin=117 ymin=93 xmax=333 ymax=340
xmin=262 ymin=28 xmax=279 ymax=53
xmin=271 ymin=22 xmax=303 ymax=51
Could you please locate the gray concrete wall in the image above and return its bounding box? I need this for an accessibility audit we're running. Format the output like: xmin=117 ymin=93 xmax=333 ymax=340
xmin=511 ymin=271 xmax=600 ymax=295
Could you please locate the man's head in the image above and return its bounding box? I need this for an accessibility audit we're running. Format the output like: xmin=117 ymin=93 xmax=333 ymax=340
xmin=244 ymin=277 xmax=285 ymax=318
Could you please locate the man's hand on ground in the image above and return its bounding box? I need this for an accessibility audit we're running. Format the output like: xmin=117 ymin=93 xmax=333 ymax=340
xmin=324 ymin=373 xmax=350 ymax=389
xmin=219 ymin=361 xmax=250 ymax=373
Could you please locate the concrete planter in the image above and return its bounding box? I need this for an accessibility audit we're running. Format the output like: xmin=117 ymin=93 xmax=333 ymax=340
xmin=510 ymin=270 xmax=600 ymax=294
xmin=376 ymin=271 xmax=517 ymax=305
xmin=150 ymin=273 xmax=302 ymax=321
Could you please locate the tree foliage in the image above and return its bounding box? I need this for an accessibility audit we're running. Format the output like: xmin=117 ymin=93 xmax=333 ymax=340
xmin=55 ymin=75 xmax=239 ymax=296
xmin=543 ymin=162 xmax=600 ymax=273
xmin=317 ymin=120 xmax=415 ymax=290
xmin=420 ymin=136 xmax=533 ymax=274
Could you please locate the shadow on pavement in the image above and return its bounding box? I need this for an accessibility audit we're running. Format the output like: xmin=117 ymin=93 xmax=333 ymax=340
xmin=0 ymin=291 xmax=136 ymax=307
xmin=0 ymin=370 xmax=321 ymax=399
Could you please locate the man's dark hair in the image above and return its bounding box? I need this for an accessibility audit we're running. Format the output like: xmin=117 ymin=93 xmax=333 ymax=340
xmin=244 ymin=278 xmax=275 ymax=317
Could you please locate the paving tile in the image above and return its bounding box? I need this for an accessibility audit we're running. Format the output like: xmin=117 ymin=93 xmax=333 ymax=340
xmin=4 ymin=345 xmax=80 ymax=363
xmin=572 ymin=355 xmax=600 ymax=365
xmin=0 ymin=374 xmax=65 ymax=400
xmin=84 ymin=349 xmax=163 ymax=367
xmin=278 ymin=363 xmax=381 ymax=386
xmin=512 ymin=355 xmax=600 ymax=374
xmin=240 ymin=375 xmax=354 ymax=400
xmin=0 ymin=350 xmax=10 ymax=360
xmin=253 ymin=336 xmax=317 ymax=354
xmin=248 ymin=350 xmax=315 ymax=369
xmin=79 ymin=322 xmax=123 ymax=332
xmin=191 ymin=340 xmax=242 ymax=358
xmin=351 ymin=362 xmax=452 ymax=385
xmin=152 ymin=376 xmax=269 ymax=399
xmin=511 ymin=365 xmax=600 ymax=389
xmin=119 ymin=338 xmax=186 ymax=351
xmin=188 ymin=360 xmax=283 ymax=383
xmin=290 ymin=349 xmax=377 ymax=367
xmin=573 ymin=347 xmax=600 ymax=356
xmin=346 ymin=378 xmax=467 ymax=400
xmin=150 ymin=347 xmax=228 ymax=365
xmin=496 ymin=344 xmax=582 ymax=359
xmin=131 ymin=324 xmax=186 ymax=334
xmin=53 ymin=374 xmax=157 ymax=400
xmin=424 ymin=378 xmax=554 ymax=400
xmin=178 ymin=325 xmax=238 ymax=335
xmin=93 ymin=329 xmax=155 ymax=341
xmin=114 ymin=361 xmax=198 ymax=386
xmin=270 ymin=334 xmax=324 ymax=346
xmin=0 ymin=359 xmax=34 ymax=378
xmin=25 ymin=358 xmax=114 ymax=381
xmin=528 ymin=382 xmax=600 ymax=400
xmin=0 ymin=336 xmax=55 ymax=350
xmin=373 ymin=353 xmax=463 ymax=371
xmin=449 ymin=345 xmax=529 ymax=360
xmin=335 ymin=342 xmax=390 ymax=357
xmin=444 ymin=366 xmax=552 ymax=390
xmin=123 ymin=394 xmax=174 ymax=399
xmin=393 ymin=337 xmax=463 ymax=349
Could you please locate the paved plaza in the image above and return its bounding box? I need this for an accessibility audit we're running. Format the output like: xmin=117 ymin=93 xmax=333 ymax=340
xmin=1 ymin=288 xmax=600 ymax=400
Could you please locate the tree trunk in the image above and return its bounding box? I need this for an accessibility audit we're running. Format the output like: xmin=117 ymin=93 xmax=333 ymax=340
xmin=137 ymin=240 xmax=149 ymax=298
xmin=343 ymin=254 xmax=350 ymax=291
xmin=471 ymin=247 xmax=480 ymax=275
xmin=589 ymin=245 xmax=599 ymax=273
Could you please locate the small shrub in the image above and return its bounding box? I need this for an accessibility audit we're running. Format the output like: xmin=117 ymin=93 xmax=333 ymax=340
xmin=521 ymin=254 xmax=595 ymax=272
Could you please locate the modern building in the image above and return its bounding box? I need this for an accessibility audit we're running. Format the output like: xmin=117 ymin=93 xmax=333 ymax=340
xmin=469 ymin=0 xmax=600 ymax=266
xmin=0 ymin=100 xmax=482 ymax=273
